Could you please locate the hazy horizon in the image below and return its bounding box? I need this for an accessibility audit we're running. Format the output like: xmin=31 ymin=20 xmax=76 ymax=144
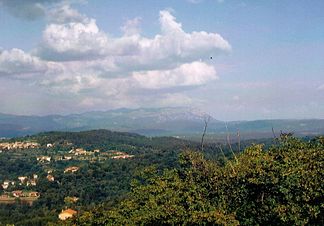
xmin=1 ymin=106 xmax=324 ymax=122
xmin=1 ymin=0 xmax=324 ymax=121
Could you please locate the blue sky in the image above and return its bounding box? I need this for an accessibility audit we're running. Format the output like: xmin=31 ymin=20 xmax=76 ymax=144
xmin=0 ymin=0 xmax=323 ymax=120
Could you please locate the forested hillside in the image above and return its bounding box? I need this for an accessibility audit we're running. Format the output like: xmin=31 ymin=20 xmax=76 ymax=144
xmin=0 ymin=130 xmax=193 ymax=225
xmin=67 ymin=135 xmax=324 ymax=225
xmin=0 ymin=130 xmax=323 ymax=225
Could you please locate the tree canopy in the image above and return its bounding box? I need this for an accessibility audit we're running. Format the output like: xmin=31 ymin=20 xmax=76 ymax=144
xmin=72 ymin=136 xmax=324 ymax=225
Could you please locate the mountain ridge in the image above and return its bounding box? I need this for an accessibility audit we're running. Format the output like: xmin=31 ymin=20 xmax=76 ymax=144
xmin=1 ymin=107 xmax=324 ymax=138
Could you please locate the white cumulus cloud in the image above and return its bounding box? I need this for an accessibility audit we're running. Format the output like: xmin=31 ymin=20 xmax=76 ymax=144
xmin=0 ymin=48 xmax=48 ymax=77
xmin=38 ymin=18 xmax=109 ymax=61
xmin=131 ymin=10 xmax=231 ymax=66
xmin=36 ymin=9 xmax=230 ymax=68
xmin=121 ymin=17 xmax=142 ymax=36
xmin=133 ymin=61 xmax=218 ymax=89
xmin=47 ymin=4 xmax=88 ymax=24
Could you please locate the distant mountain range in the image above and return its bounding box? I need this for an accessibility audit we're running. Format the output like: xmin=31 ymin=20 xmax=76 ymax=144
xmin=1 ymin=107 xmax=324 ymax=139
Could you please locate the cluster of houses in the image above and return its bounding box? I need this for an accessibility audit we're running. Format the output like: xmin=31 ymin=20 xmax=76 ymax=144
xmin=64 ymin=166 xmax=80 ymax=173
xmin=19 ymin=175 xmax=38 ymax=186
xmin=35 ymin=146 xmax=134 ymax=163
xmin=100 ymin=150 xmax=134 ymax=159
xmin=1 ymin=180 xmax=15 ymax=189
xmin=0 ymin=141 xmax=39 ymax=151
xmin=110 ymin=151 xmax=134 ymax=159
xmin=36 ymin=156 xmax=51 ymax=163
xmin=0 ymin=141 xmax=135 ymax=221
xmin=1 ymin=174 xmax=38 ymax=190
xmin=53 ymin=155 xmax=72 ymax=161
xmin=70 ymin=148 xmax=88 ymax=155
xmin=51 ymin=148 xmax=99 ymax=161
xmin=66 ymin=148 xmax=135 ymax=159
xmin=0 ymin=190 xmax=40 ymax=199
xmin=69 ymin=148 xmax=101 ymax=156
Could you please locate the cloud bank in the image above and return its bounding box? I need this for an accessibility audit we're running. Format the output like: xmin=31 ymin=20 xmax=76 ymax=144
xmin=0 ymin=2 xmax=231 ymax=113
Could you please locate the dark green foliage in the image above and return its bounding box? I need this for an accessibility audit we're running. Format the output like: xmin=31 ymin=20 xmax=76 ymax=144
xmin=1 ymin=130 xmax=322 ymax=225
xmin=0 ymin=130 xmax=194 ymax=225
xmin=34 ymin=129 xmax=193 ymax=154
xmin=73 ymin=136 xmax=324 ymax=225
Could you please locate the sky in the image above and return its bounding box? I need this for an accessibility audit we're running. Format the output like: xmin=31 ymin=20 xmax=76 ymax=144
xmin=0 ymin=0 xmax=323 ymax=120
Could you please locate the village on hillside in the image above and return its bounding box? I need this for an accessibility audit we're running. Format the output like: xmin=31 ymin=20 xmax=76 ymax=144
xmin=0 ymin=139 xmax=135 ymax=220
